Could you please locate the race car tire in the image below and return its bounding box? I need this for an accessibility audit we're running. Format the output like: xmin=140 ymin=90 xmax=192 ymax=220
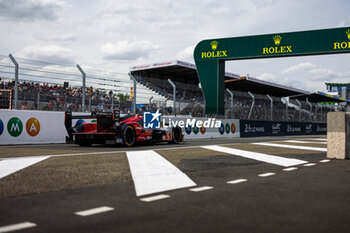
xmin=169 ymin=126 xmax=182 ymax=144
xmin=122 ymin=124 xmax=136 ymax=147
xmin=76 ymin=138 xmax=91 ymax=147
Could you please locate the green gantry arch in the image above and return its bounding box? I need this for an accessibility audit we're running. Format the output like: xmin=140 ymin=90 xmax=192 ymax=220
xmin=194 ymin=27 xmax=350 ymax=115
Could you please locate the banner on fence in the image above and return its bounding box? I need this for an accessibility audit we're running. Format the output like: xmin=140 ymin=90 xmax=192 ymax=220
xmin=239 ymin=120 xmax=326 ymax=137
xmin=162 ymin=116 xmax=240 ymax=139
xmin=0 ymin=110 xmax=67 ymax=145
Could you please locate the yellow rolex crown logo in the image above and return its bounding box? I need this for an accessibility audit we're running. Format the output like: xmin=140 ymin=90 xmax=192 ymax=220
xmin=273 ymin=35 xmax=282 ymax=45
xmin=346 ymin=29 xmax=350 ymax=40
xmin=210 ymin=41 xmax=218 ymax=50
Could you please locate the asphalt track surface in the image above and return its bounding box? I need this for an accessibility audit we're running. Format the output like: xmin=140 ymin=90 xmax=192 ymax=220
xmin=1 ymin=136 xmax=350 ymax=233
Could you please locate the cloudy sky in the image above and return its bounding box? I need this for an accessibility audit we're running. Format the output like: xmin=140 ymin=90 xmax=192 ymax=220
xmin=1 ymin=0 xmax=350 ymax=92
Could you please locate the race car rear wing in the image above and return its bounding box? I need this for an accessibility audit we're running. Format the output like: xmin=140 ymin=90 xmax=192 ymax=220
xmin=65 ymin=111 xmax=120 ymax=142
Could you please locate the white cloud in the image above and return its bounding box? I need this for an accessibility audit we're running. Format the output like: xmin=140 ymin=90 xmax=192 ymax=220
xmin=281 ymin=62 xmax=315 ymax=74
xmin=101 ymin=40 xmax=160 ymax=61
xmin=0 ymin=0 xmax=66 ymax=21
xmin=177 ymin=46 xmax=195 ymax=62
xmin=19 ymin=44 xmax=74 ymax=64
xmin=257 ymin=73 xmax=277 ymax=82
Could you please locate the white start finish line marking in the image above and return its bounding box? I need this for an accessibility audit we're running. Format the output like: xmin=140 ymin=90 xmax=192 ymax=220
xmin=126 ymin=150 xmax=196 ymax=197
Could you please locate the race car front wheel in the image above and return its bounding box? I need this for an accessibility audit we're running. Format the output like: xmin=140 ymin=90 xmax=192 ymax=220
xmin=122 ymin=125 xmax=136 ymax=147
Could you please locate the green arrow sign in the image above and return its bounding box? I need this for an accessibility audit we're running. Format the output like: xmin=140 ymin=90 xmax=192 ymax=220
xmin=194 ymin=27 xmax=350 ymax=115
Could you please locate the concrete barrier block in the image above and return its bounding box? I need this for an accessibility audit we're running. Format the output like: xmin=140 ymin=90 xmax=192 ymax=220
xmin=327 ymin=112 xmax=349 ymax=159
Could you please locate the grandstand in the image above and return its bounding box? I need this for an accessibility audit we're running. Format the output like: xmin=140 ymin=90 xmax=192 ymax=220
xmin=130 ymin=60 xmax=349 ymax=122
xmin=0 ymin=54 xmax=348 ymax=122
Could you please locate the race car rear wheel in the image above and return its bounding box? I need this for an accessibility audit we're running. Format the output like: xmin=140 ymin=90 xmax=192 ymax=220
xmin=76 ymin=137 xmax=92 ymax=147
xmin=169 ymin=126 xmax=182 ymax=144
xmin=122 ymin=125 xmax=136 ymax=147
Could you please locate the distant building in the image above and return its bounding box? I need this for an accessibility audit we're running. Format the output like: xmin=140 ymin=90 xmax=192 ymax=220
xmin=325 ymin=83 xmax=350 ymax=100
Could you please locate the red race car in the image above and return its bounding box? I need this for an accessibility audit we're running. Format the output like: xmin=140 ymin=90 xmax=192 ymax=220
xmin=64 ymin=111 xmax=183 ymax=147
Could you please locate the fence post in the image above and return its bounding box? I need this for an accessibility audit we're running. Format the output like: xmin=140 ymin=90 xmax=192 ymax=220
xmin=76 ymin=64 xmax=86 ymax=112
xmin=168 ymin=79 xmax=176 ymax=116
xmin=111 ymin=95 xmax=114 ymax=110
xmin=295 ymin=99 xmax=302 ymax=122
xmin=37 ymin=92 xmax=40 ymax=111
xmin=248 ymin=91 xmax=255 ymax=120
xmin=266 ymin=94 xmax=273 ymax=121
xmin=89 ymin=93 xmax=91 ymax=112
xmin=282 ymin=97 xmax=289 ymax=121
xmin=226 ymin=88 xmax=234 ymax=118
xmin=306 ymin=98 xmax=312 ymax=121
xmin=128 ymin=73 xmax=137 ymax=114
xmin=9 ymin=54 xmax=18 ymax=110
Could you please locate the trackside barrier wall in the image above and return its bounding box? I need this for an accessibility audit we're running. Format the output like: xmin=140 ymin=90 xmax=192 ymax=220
xmin=0 ymin=111 xmax=328 ymax=145
xmin=0 ymin=110 xmax=67 ymax=145
xmin=162 ymin=116 xmax=240 ymax=139
xmin=240 ymin=120 xmax=327 ymax=137
xmin=327 ymin=112 xmax=350 ymax=159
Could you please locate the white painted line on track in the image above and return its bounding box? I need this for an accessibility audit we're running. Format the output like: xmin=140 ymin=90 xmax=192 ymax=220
xmin=320 ymin=159 xmax=330 ymax=163
xmin=126 ymin=150 xmax=196 ymax=197
xmin=283 ymin=140 xmax=327 ymax=144
xmin=0 ymin=222 xmax=36 ymax=233
xmin=227 ymin=179 xmax=248 ymax=184
xmin=303 ymin=163 xmax=316 ymax=167
xmin=303 ymin=138 xmax=327 ymax=141
xmin=258 ymin=172 xmax=276 ymax=177
xmin=252 ymin=142 xmax=327 ymax=152
xmin=75 ymin=206 xmax=114 ymax=216
xmin=201 ymin=145 xmax=307 ymax=167
xmin=140 ymin=194 xmax=170 ymax=202
xmin=189 ymin=186 xmax=213 ymax=192
xmin=283 ymin=167 xmax=298 ymax=171
xmin=0 ymin=156 xmax=51 ymax=179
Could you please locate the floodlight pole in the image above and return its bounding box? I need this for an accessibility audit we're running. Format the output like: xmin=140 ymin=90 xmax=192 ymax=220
xmin=226 ymin=88 xmax=234 ymax=118
xmin=266 ymin=94 xmax=273 ymax=121
xmin=248 ymin=91 xmax=255 ymax=120
xmin=9 ymin=54 xmax=18 ymax=109
xmin=306 ymin=98 xmax=312 ymax=122
xmin=295 ymin=99 xmax=302 ymax=122
xmin=76 ymin=64 xmax=86 ymax=112
xmin=128 ymin=73 xmax=137 ymax=114
xmin=168 ymin=79 xmax=176 ymax=116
